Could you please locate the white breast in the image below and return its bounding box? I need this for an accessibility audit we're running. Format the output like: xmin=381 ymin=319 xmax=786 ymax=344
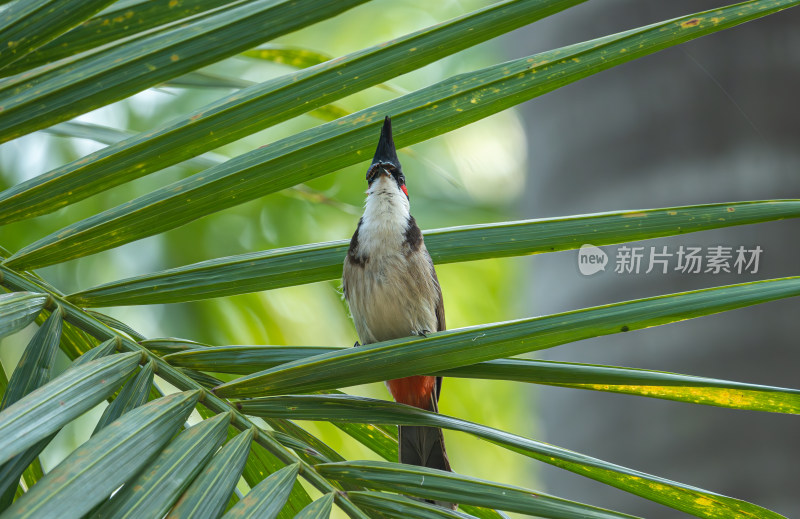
xmin=358 ymin=174 xmax=410 ymax=256
xmin=343 ymin=175 xmax=439 ymax=344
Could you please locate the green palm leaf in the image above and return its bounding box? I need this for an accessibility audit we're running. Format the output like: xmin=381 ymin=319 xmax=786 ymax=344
xmin=213 ymin=277 xmax=800 ymax=397
xmin=0 ymin=306 xmax=62 ymax=410
xmin=91 ymin=412 xmax=230 ymax=518
xmin=166 ymin=346 xmax=338 ymax=373
xmin=8 ymin=1 xmax=799 ymax=269
xmin=0 ymin=352 xmax=140 ymax=464
xmin=244 ymin=396 xmax=783 ymax=519
xmin=165 ymin=345 xmax=800 ymax=413
xmin=239 ymin=442 xmax=314 ymax=518
xmin=0 ymin=0 xmax=582 ymax=225
xmin=91 ymin=360 xmax=154 ymax=435
xmin=0 ymin=0 xmax=115 ymax=71
xmin=0 ymin=338 xmax=120 ymax=509
xmin=294 ymin=493 xmax=336 ymax=519
xmin=0 ymin=306 xmax=61 ymax=509
xmin=71 ymin=338 xmax=119 ymax=366
xmin=221 ymin=463 xmax=300 ymax=519
xmin=2 ymin=390 xmax=200 ymax=519
xmin=66 ymin=200 xmax=800 ymax=306
xmin=1 ymin=0 xmax=242 ymax=76
xmin=167 ymin=428 xmax=254 ymax=519
xmin=348 ymin=492 xmax=478 ymax=519
xmin=322 ymin=462 xmax=638 ymax=519
xmin=438 ymin=358 xmax=800 ymax=414
xmin=0 ymin=292 xmax=47 ymax=340
xmin=0 ymin=0 xmax=369 ymax=145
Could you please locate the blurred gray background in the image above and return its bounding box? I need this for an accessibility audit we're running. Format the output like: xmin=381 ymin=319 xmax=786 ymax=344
xmin=511 ymin=1 xmax=800 ymax=517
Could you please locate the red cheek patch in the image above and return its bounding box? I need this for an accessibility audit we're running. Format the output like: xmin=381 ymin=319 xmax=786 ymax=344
xmin=401 ymin=185 xmax=409 ymax=198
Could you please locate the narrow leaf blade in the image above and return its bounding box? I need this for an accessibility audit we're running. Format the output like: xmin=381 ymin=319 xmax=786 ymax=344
xmin=323 ymin=463 xmax=637 ymax=519
xmin=213 ymin=277 xmax=800 ymax=397
xmin=70 ymin=337 xmax=119 ymax=367
xmin=92 ymin=360 xmax=155 ymax=435
xmin=437 ymin=358 xmax=800 ymax=414
xmin=348 ymin=491 xmax=478 ymax=519
xmin=165 ymin=346 xmax=341 ymax=374
xmin=295 ymin=492 xmax=335 ymax=519
xmin=67 ymin=200 xmax=800 ymax=306
xmin=3 ymin=390 xmax=201 ymax=519
xmin=0 ymin=352 xmax=140 ymax=464
xmin=0 ymin=336 xmax=117 ymax=510
xmin=0 ymin=0 xmax=370 ymax=145
xmin=246 ymin=396 xmax=784 ymax=519
xmin=2 ymin=0 xmax=241 ymax=76
xmin=167 ymin=428 xmax=254 ymax=519
xmin=0 ymin=0 xmax=115 ymax=71
xmin=222 ymin=463 xmax=300 ymax=519
xmin=0 ymin=0 xmax=584 ymax=224
xmin=93 ymin=411 xmax=230 ymax=519
xmin=171 ymin=345 xmax=800 ymax=413
xmin=0 ymin=292 xmax=47 ymax=340
xmin=240 ymin=443 xmax=312 ymax=519
xmin=1 ymin=306 xmax=62 ymax=410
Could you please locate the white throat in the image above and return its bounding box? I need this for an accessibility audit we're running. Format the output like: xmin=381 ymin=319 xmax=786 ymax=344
xmin=358 ymin=174 xmax=410 ymax=256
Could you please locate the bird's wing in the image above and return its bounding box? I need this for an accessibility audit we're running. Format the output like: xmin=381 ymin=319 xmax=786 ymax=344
xmin=430 ymin=257 xmax=445 ymax=333
xmin=428 ymin=252 xmax=445 ymax=403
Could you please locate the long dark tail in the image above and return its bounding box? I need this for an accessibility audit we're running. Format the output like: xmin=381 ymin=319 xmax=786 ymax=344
xmin=399 ymin=424 xmax=455 ymax=509
xmin=398 ymin=424 xmax=451 ymax=472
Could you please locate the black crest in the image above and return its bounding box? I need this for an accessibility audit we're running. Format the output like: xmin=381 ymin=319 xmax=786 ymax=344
xmin=371 ymin=116 xmax=401 ymax=170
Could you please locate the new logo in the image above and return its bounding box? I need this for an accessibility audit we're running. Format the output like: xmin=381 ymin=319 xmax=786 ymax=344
xmin=578 ymin=244 xmax=608 ymax=276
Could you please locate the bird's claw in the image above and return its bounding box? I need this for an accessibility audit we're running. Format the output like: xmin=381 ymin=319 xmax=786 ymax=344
xmin=353 ymin=341 xmax=361 ymax=347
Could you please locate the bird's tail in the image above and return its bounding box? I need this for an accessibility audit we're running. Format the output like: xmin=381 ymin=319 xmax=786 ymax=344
xmin=399 ymin=424 xmax=456 ymax=510
xmin=390 ymin=374 xmax=455 ymax=510
xmin=398 ymin=424 xmax=451 ymax=472
xmin=387 ymin=375 xmax=452 ymax=471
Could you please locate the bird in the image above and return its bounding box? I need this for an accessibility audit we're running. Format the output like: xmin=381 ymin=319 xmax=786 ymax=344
xmin=342 ymin=116 xmax=454 ymax=508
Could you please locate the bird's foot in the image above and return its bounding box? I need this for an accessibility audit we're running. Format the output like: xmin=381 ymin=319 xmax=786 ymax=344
xmin=353 ymin=341 xmax=361 ymax=347
xmin=411 ymin=329 xmax=432 ymax=338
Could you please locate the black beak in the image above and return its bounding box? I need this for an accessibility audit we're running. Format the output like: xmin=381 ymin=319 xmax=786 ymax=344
xmin=370 ymin=116 xmax=401 ymax=171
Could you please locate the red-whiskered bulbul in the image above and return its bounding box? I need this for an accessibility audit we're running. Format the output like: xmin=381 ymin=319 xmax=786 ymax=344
xmin=343 ymin=116 xmax=454 ymax=508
